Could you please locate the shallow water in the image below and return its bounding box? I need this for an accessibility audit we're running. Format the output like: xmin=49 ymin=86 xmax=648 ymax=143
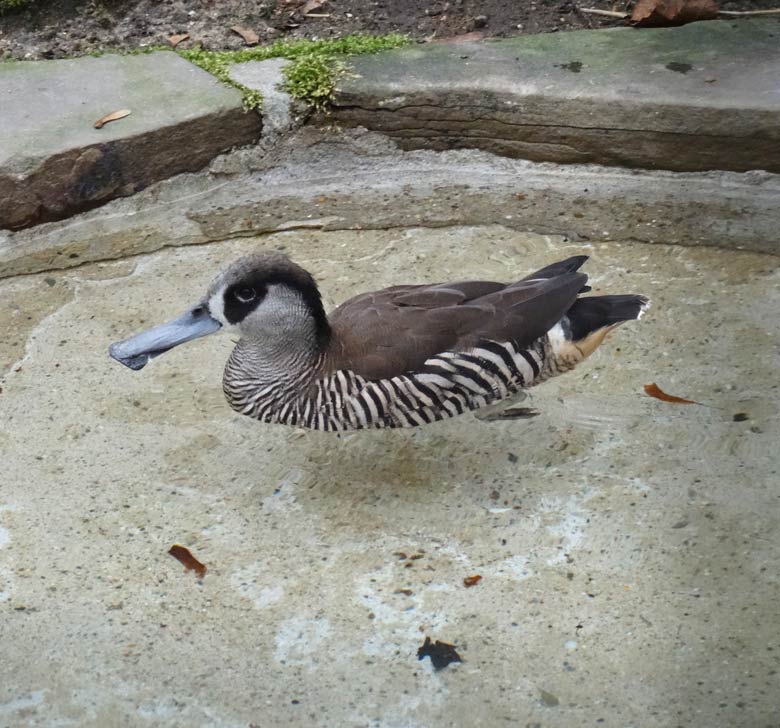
xmin=0 ymin=226 xmax=778 ymax=727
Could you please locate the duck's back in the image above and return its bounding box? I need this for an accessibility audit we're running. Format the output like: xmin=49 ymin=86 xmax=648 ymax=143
xmin=326 ymin=268 xmax=587 ymax=381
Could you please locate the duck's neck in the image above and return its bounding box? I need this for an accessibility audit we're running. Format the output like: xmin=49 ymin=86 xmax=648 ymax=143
xmin=222 ymin=333 xmax=326 ymax=419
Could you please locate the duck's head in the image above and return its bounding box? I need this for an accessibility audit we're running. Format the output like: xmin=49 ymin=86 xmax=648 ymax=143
xmin=109 ymin=251 xmax=330 ymax=371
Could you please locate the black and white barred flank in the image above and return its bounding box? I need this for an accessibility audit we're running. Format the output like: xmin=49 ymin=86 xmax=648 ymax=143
xmin=224 ymin=336 xmax=567 ymax=431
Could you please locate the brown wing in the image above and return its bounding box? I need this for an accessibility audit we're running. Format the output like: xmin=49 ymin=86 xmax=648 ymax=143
xmin=326 ymin=271 xmax=588 ymax=380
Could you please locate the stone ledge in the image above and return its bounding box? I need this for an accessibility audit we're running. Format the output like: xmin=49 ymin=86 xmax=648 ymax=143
xmin=1 ymin=128 xmax=777 ymax=279
xmin=326 ymin=19 xmax=780 ymax=173
xmin=0 ymin=52 xmax=263 ymax=230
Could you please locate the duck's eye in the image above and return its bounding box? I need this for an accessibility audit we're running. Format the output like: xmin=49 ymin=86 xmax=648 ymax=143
xmin=235 ymin=287 xmax=256 ymax=303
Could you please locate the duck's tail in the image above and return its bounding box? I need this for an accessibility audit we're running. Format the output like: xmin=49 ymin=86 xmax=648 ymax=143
xmin=563 ymin=294 xmax=650 ymax=358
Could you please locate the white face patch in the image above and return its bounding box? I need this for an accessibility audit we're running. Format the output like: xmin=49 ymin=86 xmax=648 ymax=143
xmin=207 ymin=284 xmax=235 ymax=330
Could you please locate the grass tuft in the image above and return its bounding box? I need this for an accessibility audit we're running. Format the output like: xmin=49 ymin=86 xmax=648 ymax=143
xmin=281 ymin=54 xmax=345 ymax=110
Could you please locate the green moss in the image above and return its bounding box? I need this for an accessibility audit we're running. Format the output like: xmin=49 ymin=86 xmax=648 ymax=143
xmin=281 ymin=54 xmax=345 ymax=110
xmin=179 ymin=33 xmax=409 ymax=111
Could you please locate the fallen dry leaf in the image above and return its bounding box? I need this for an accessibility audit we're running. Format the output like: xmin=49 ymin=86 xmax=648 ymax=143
xmin=168 ymin=544 xmax=207 ymax=578
xmin=644 ymin=382 xmax=700 ymax=405
xmin=93 ymin=109 xmax=131 ymax=129
xmin=167 ymin=33 xmax=190 ymax=47
xmin=417 ymin=637 xmax=463 ymax=670
xmin=301 ymin=0 xmax=327 ymax=14
xmin=231 ymin=25 xmax=260 ymax=45
xmin=631 ymin=0 xmax=719 ymax=27
xmin=463 ymin=574 xmax=482 ymax=588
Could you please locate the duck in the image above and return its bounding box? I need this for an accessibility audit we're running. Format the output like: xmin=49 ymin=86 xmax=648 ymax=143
xmin=109 ymin=252 xmax=648 ymax=431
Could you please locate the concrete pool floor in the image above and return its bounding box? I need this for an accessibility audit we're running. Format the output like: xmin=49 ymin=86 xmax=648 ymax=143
xmin=0 ymin=226 xmax=778 ymax=727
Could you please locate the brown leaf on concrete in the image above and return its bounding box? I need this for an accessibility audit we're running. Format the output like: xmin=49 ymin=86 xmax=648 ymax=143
xmin=231 ymin=25 xmax=260 ymax=45
xmin=301 ymin=0 xmax=327 ymax=15
xmin=417 ymin=637 xmax=462 ymax=669
xmin=93 ymin=109 xmax=131 ymax=129
xmin=630 ymin=0 xmax=719 ymax=27
xmin=168 ymin=544 xmax=207 ymax=578
xmin=643 ymin=383 xmax=700 ymax=405
xmin=463 ymin=574 xmax=482 ymax=587
xmin=167 ymin=33 xmax=190 ymax=47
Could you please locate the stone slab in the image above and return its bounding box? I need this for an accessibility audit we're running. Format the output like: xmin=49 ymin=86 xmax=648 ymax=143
xmin=0 ymin=127 xmax=777 ymax=279
xmin=0 ymin=229 xmax=778 ymax=727
xmin=0 ymin=51 xmax=263 ymax=230
xmin=327 ymin=19 xmax=780 ymax=173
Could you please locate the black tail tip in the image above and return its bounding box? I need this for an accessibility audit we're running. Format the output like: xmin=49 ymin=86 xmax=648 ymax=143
xmin=524 ymin=255 xmax=590 ymax=283
xmin=567 ymin=294 xmax=650 ymax=341
xmin=567 ymin=255 xmax=590 ymax=269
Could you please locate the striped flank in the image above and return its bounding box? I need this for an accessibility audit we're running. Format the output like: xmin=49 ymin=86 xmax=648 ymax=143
xmin=224 ymin=336 xmax=563 ymax=431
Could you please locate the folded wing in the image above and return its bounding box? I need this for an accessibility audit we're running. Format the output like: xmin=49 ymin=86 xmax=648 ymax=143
xmin=327 ymin=257 xmax=590 ymax=380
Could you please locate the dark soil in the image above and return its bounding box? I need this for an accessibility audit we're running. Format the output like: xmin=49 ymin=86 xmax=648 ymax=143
xmin=0 ymin=0 xmax=771 ymax=60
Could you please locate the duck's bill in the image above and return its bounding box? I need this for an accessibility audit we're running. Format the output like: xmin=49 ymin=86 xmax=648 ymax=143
xmin=109 ymin=304 xmax=221 ymax=371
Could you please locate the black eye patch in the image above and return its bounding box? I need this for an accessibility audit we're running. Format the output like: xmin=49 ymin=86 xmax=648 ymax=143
xmin=224 ymin=282 xmax=267 ymax=324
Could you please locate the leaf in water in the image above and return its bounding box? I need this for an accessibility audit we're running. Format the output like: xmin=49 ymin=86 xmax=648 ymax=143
xmin=631 ymin=0 xmax=719 ymax=27
xmin=463 ymin=574 xmax=482 ymax=587
xmin=168 ymin=544 xmax=207 ymax=578
xmin=167 ymin=33 xmax=190 ymax=47
xmin=643 ymin=382 xmax=699 ymax=405
xmin=93 ymin=109 xmax=131 ymax=129
xmin=417 ymin=637 xmax=462 ymax=669
xmin=231 ymin=25 xmax=260 ymax=45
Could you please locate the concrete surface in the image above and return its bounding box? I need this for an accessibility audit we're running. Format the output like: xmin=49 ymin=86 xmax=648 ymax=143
xmin=328 ymin=19 xmax=780 ymax=173
xmin=0 ymin=226 xmax=778 ymax=727
xmin=1 ymin=127 xmax=778 ymax=280
xmin=0 ymin=51 xmax=262 ymax=230
xmin=228 ymin=58 xmax=295 ymax=145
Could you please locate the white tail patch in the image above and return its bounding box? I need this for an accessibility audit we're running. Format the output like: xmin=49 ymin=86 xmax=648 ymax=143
xmin=548 ymin=320 xmax=621 ymax=368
